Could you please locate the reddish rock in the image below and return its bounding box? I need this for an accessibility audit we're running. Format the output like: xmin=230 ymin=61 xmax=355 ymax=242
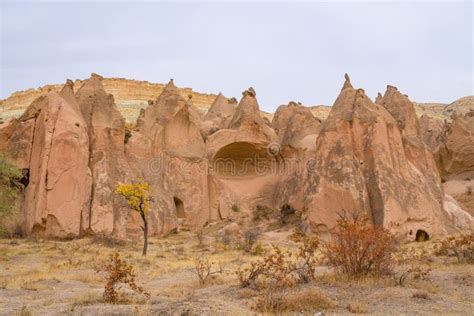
xmin=126 ymin=80 xmax=209 ymax=233
xmin=436 ymin=111 xmax=474 ymax=215
xmin=1 ymin=81 xmax=92 ymax=237
xmin=375 ymin=92 xmax=383 ymax=104
xmin=272 ymin=101 xmax=321 ymax=150
xmin=303 ymin=75 xmax=459 ymax=239
xmin=436 ymin=111 xmax=474 ymax=177
xmin=204 ymin=93 xmax=237 ymax=129
xmin=419 ymin=114 xmax=445 ymax=151
xmin=1 ymin=73 xmax=472 ymax=239
xmin=76 ymin=74 xmax=131 ymax=238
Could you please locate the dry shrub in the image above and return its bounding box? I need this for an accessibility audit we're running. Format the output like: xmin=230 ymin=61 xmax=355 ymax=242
xmin=255 ymin=287 xmax=335 ymax=313
xmin=291 ymin=230 xmax=320 ymax=283
xmin=398 ymin=267 xmax=431 ymax=286
xmin=279 ymin=204 xmax=297 ymax=225
xmin=220 ymin=234 xmax=234 ymax=249
xmin=434 ymin=234 xmax=474 ymax=263
xmin=237 ymin=233 xmax=320 ymax=289
xmin=96 ymin=252 xmax=150 ymax=303
xmin=395 ymin=247 xmax=432 ymax=286
xmin=412 ymin=291 xmax=429 ymax=300
xmin=252 ymin=241 xmax=265 ymax=256
xmin=195 ymin=229 xmax=205 ymax=248
xmin=193 ymin=255 xmax=222 ymax=286
xmin=231 ymin=204 xmax=240 ymax=213
xmin=322 ymin=211 xmax=396 ymax=276
xmin=20 ymin=305 xmax=32 ymax=316
xmin=237 ymin=288 xmax=259 ymax=299
xmin=124 ymin=122 xmax=136 ymax=144
xmin=253 ymin=204 xmax=274 ymax=221
xmin=242 ymin=228 xmax=261 ymax=253
xmin=347 ymin=301 xmax=368 ymax=313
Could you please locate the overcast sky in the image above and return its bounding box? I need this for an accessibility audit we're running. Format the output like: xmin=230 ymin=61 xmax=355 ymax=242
xmin=1 ymin=1 xmax=472 ymax=112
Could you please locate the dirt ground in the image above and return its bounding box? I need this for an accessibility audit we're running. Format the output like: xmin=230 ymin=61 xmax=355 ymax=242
xmin=0 ymin=224 xmax=472 ymax=315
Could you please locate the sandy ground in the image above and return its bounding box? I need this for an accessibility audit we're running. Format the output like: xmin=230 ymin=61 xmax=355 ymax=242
xmin=0 ymin=225 xmax=472 ymax=315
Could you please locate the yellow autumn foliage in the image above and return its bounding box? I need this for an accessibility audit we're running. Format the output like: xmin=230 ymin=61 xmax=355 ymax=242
xmin=115 ymin=178 xmax=152 ymax=215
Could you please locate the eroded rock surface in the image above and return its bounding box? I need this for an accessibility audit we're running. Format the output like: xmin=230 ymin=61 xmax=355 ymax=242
xmin=1 ymin=74 xmax=472 ymax=239
xmin=436 ymin=111 xmax=474 ymax=215
xmin=303 ymin=75 xmax=460 ymax=239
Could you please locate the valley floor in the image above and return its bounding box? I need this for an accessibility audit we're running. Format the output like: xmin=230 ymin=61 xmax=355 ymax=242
xmin=0 ymin=225 xmax=472 ymax=315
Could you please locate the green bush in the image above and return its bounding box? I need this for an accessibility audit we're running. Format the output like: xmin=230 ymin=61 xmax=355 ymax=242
xmin=0 ymin=154 xmax=23 ymax=216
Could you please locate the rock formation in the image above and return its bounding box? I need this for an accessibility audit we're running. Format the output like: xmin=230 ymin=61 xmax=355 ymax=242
xmin=0 ymin=82 xmax=92 ymax=237
xmin=201 ymin=93 xmax=237 ymax=137
xmin=435 ymin=110 xmax=474 ymax=215
xmin=126 ymin=79 xmax=210 ymax=233
xmin=436 ymin=111 xmax=474 ymax=177
xmin=419 ymin=114 xmax=445 ymax=150
xmin=303 ymin=75 xmax=461 ymax=239
xmin=75 ymin=74 xmax=132 ymax=237
xmin=375 ymin=92 xmax=383 ymax=104
xmin=272 ymin=101 xmax=321 ymax=150
xmin=0 ymin=73 xmax=472 ymax=240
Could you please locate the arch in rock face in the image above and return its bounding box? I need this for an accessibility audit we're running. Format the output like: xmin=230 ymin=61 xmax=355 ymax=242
xmin=211 ymin=141 xmax=274 ymax=177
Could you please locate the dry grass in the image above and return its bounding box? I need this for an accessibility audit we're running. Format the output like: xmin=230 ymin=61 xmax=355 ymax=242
xmin=255 ymin=287 xmax=336 ymax=313
xmin=412 ymin=291 xmax=430 ymax=300
xmin=70 ymin=292 xmax=103 ymax=308
xmin=316 ymin=272 xmax=394 ymax=289
xmin=0 ymin=230 xmax=473 ymax=315
xmin=346 ymin=301 xmax=368 ymax=313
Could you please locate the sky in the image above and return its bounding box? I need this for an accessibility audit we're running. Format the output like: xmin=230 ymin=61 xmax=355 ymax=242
xmin=1 ymin=1 xmax=472 ymax=112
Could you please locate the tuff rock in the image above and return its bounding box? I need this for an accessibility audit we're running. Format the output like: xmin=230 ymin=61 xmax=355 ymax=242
xmin=1 ymin=74 xmax=472 ymax=240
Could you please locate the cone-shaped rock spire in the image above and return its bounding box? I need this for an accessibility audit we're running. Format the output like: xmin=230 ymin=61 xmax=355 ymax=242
xmin=228 ymin=87 xmax=264 ymax=130
xmin=375 ymin=92 xmax=383 ymax=104
xmin=341 ymin=73 xmax=353 ymax=91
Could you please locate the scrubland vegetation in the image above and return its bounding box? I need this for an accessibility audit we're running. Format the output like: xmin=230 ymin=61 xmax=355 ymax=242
xmin=0 ymin=206 xmax=473 ymax=315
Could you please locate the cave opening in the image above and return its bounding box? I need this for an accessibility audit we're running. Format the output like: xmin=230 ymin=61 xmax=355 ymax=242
xmin=415 ymin=229 xmax=429 ymax=242
xmin=20 ymin=168 xmax=30 ymax=188
xmin=174 ymin=196 xmax=185 ymax=219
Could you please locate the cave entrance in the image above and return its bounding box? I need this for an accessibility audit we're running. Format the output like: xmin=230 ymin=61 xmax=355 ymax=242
xmin=415 ymin=229 xmax=429 ymax=242
xmin=20 ymin=168 xmax=30 ymax=188
xmin=174 ymin=196 xmax=185 ymax=219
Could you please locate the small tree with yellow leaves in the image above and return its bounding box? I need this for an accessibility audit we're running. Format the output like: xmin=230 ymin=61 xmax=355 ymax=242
xmin=115 ymin=178 xmax=152 ymax=256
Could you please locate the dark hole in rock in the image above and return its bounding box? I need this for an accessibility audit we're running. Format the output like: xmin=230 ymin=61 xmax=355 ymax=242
xmin=415 ymin=229 xmax=429 ymax=242
xmin=20 ymin=168 xmax=29 ymax=188
xmin=174 ymin=196 xmax=185 ymax=219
